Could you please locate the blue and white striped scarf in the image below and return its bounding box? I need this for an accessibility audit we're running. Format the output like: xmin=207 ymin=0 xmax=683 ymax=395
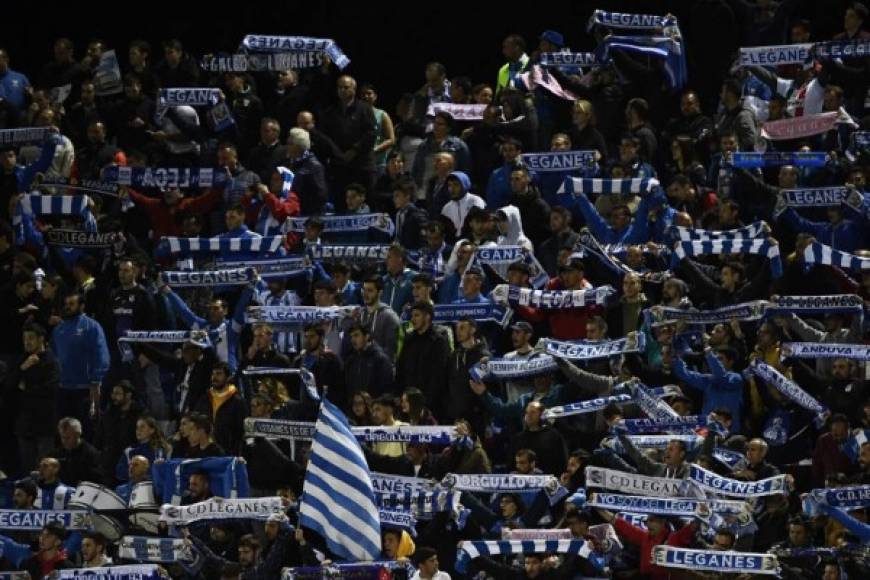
xmin=781 ymin=341 xmax=870 ymax=361
xmin=619 ymin=414 xmax=715 ymax=435
xmin=254 ymin=166 xmax=294 ymax=236
xmin=245 ymin=305 xmax=357 ymax=325
xmin=38 ymin=177 xmax=122 ymax=198
xmin=56 ymin=565 xmax=163 ymax=580
xmin=750 ymin=359 xmax=830 ymax=427
xmin=687 ymin=463 xmax=789 ymax=498
xmin=652 ymin=546 xmax=780 ymax=576
xmin=803 ymin=241 xmax=870 ymax=272
xmin=493 ymin=284 xmax=615 ymax=309
xmin=102 ymin=166 xmax=229 ymax=189
xmin=671 ymin=238 xmax=783 ymax=277
xmin=667 ymin=221 xmax=768 ymax=242
xmin=810 ymin=485 xmax=870 ymax=511
xmin=158 ymin=88 xmax=221 ymax=107
xmin=159 ymin=235 xmax=284 ymax=256
xmin=731 ymin=151 xmax=828 ymax=168
xmin=13 ymin=194 xmax=97 ymax=241
xmin=844 ymin=429 xmax=870 ymax=463
xmin=239 ymin=35 xmax=350 ymax=69
xmin=521 ymin=151 xmax=596 ymax=173
xmin=160 ymin=268 xmax=256 ymax=287
xmin=0 ymin=127 xmax=52 ymax=146
xmin=559 ymin=176 xmax=659 ymax=196
xmin=471 ymin=355 xmax=558 ymax=381
xmin=541 ymin=332 xmax=645 ymax=359
xmin=375 ymin=489 xmax=461 ymax=521
xmin=284 ymin=213 xmax=394 ymax=236
xmin=370 ymin=472 xmax=435 ymax=496
xmin=595 ymin=35 xmax=687 ymax=91
xmin=456 ymin=540 xmax=590 ymax=574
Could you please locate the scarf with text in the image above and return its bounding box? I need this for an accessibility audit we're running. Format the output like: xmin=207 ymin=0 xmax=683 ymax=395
xmin=102 ymin=166 xmax=229 ymax=189
xmin=284 ymin=213 xmax=394 ymax=236
xmin=201 ymin=53 xmax=327 ymax=72
xmin=159 ymin=497 xmax=285 ymax=525
xmin=687 ymin=463 xmax=789 ymax=498
xmin=118 ymin=536 xmax=192 ymax=563
xmin=426 ymin=103 xmax=487 ymax=120
xmin=431 ymin=303 xmax=511 ymax=326
xmin=540 ymin=52 xmax=598 ymax=67
xmin=217 ymin=256 xmax=310 ymax=280
xmin=56 ymin=565 xmax=162 ymax=580
xmin=158 ymin=88 xmax=221 ymax=107
xmin=470 ymin=355 xmax=558 ymax=381
xmin=541 ymin=386 xmax=678 ymax=421
xmin=160 ymin=268 xmax=255 ymax=287
xmin=652 ymin=546 xmax=779 ymax=576
xmin=750 ymin=359 xmax=830 ymax=427
xmin=492 ymin=284 xmax=615 ymax=310
xmin=239 ymin=35 xmax=350 ymax=69
xmin=456 ymin=540 xmax=590 ymax=574
xmin=739 ymin=44 xmax=812 ymax=66
xmin=781 ymin=341 xmax=870 ymax=361
xmin=541 ymin=332 xmax=645 ymax=360
xmin=469 ymin=246 xmax=549 ymax=288
xmin=585 ymin=466 xmax=683 ymax=497
xmin=306 ymin=243 xmax=391 ymax=263
xmin=0 ymin=509 xmax=91 ymax=530
xmin=730 ymin=151 xmax=828 ymax=168
xmin=521 ymin=151 xmax=596 ymax=173
xmin=245 ymin=305 xmax=357 ymax=326
xmin=0 ymin=127 xmax=52 ymax=146
xmin=645 ymin=301 xmax=769 ymax=327
xmin=45 ymin=229 xmax=118 ymax=249
xmin=811 ymin=39 xmax=870 ymax=60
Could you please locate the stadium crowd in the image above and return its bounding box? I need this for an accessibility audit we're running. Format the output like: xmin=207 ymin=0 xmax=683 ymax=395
xmin=2 ymin=2 xmax=870 ymax=579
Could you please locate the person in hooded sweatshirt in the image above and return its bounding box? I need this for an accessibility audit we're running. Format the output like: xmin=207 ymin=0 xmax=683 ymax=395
xmin=441 ymin=170 xmax=485 ymax=234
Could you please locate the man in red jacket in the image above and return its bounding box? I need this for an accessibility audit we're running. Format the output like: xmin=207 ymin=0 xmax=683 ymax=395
xmin=596 ymin=508 xmax=697 ymax=579
xmin=120 ymin=184 xmax=223 ymax=242
xmin=241 ymin=167 xmax=300 ymax=247
xmin=523 ymin=258 xmax=602 ymax=339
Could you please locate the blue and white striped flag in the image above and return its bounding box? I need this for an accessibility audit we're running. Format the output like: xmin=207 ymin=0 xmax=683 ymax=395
xmin=558 ymin=176 xmax=659 ymax=196
xmin=299 ymin=399 xmax=381 ymax=562
xmin=159 ymin=236 xmax=285 ymax=256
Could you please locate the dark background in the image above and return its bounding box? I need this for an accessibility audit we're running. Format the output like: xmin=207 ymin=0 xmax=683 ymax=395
xmin=2 ymin=0 xmax=858 ymax=113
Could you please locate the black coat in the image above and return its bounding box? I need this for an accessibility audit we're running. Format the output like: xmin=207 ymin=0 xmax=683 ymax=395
xmin=319 ymin=99 xmax=377 ymax=171
xmin=294 ymin=350 xmax=345 ymax=408
xmin=394 ymin=203 xmax=428 ymax=250
xmin=288 ymin=152 xmax=328 ymax=215
xmin=53 ymin=441 xmax=104 ymax=486
xmin=139 ymin=344 xmax=216 ymax=418
xmin=194 ymin=389 xmax=247 ymax=456
xmin=343 ymin=342 xmax=395 ymax=401
xmin=446 ymin=340 xmax=489 ymax=423
xmin=96 ymin=401 xmax=143 ymax=484
xmin=396 ymin=327 xmax=451 ymax=411
xmin=8 ymin=349 xmax=60 ymax=438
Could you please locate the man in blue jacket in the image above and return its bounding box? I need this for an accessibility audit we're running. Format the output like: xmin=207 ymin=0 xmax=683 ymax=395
xmin=0 ymin=132 xmax=61 ymax=222
xmin=671 ymin=346 xmax=744 ymax=432
xmin=50 ymin=293 xmax=109 ymax=435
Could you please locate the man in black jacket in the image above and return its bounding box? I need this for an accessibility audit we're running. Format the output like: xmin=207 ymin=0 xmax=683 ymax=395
xmin=53 ymin=417 xmax=103 ymax=486
xmin=319 ymin=75 xmax=376 ymax=213
xmin=446 ymin=318 xmax=489 ymax=429
xmin=10 ymin=324 xmax=60 ymax=473
xmin=294 ymin=324 xmax=344 ymax=407
xmin=194 ymin=362 xmax=246 ymax=455
xmin=396 ymin=302 xmax=450 ymax=414
xmin=95 ymin=380 xmax=142 ymax=485
xmin=343 ymin=323 xmax=394 ymax=401
xmin=139 ymin=338 xmax=215 ymax=419
xmin=284 ymin=126 xmax=328 ymax=215
xmin=392 ymin=178 xmax=428 ymax=251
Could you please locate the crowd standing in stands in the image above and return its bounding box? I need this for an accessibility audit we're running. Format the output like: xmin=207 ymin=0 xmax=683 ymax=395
xmin=3 ymin=3 xmax=870 ymax=578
